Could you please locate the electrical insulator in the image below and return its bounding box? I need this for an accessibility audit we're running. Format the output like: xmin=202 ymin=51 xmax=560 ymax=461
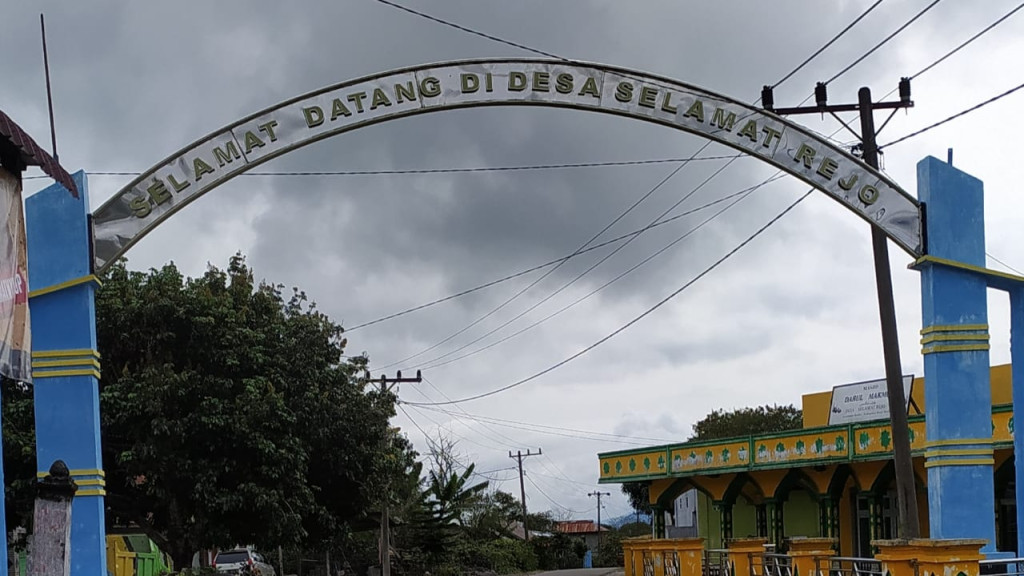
xmin=761 ymin=85 xmax=774 ymax=111
xmin=899 ymin=77 xmax=912 ymax=106
xmin=814 ymin=82 xmax=828 ymax=109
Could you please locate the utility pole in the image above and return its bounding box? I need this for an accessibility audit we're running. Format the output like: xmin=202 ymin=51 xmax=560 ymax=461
xmin=509 ymin=448 xmax=542 ymax=540
xmin=763 ymin=80 xmax=919 ymax=538
xmin=375 ymin=370 xmax=422 ymax=576
xmin=588 ymin=491 xmax=611 ymax=554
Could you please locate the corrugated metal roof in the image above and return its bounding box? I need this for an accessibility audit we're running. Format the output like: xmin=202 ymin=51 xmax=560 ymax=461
xmin=556 ymin=520 xmax=607 ymax=534
xmin=0 ymin=109 xmax=77 ymax=197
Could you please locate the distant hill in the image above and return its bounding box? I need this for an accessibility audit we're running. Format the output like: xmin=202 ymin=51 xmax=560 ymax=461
xmin=605 ymin=512 xmax=651 ymax=528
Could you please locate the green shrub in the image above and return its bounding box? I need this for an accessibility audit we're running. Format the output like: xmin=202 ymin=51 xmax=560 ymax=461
xmin=530 ymin=533 xmax=584 ymax=570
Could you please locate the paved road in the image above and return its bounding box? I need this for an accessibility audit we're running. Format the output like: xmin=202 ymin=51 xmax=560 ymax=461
xmin=512 ymin=565 xmax=622 ymax=569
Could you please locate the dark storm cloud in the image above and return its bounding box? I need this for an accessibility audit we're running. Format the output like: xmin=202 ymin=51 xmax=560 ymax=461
xmin=4 ymin=0 xmax=1021 ymax=517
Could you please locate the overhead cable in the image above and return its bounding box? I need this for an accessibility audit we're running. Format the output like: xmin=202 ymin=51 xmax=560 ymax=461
xmin=824 ymin=0 xmax=944 ymax=85
xmin=375 ymin=145 xmax=710 ymax=371
xmin=25 ymin=155 xmax=747 ymax=181
xmin=987 ymin=252 xmax=1024 ymax=277
xmin=525 ymin=473 xmax=588 ymax=515
xmin=348 ymin=186 xmax=759 ymax=331
xmin=414 ymin=403 xmax=675 ymax=444
xmin=875 ymin=1 xmax=1024 ymax=103
xmin=374 ymin=0 xmax=564 ymax=60
xmin=771 ymin=0 xmax=887 ymax=89
xmin=418 ymin=175 xmax=783 ymax=371
xmin=403 ymin=188 xmax=814 ymax=406
xmin=880 ymin=80 xmax=1024 ymax=148
xmin=402 ymin=153 xmax=753 ymax=371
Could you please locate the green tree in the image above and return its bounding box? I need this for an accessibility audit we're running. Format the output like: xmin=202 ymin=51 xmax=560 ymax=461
xmin=90 ymin=256 xmax=411 ymax=567
xmin=620 ymin=482 xmax=652 ymax=517
xmin=465 ymin=490 xmax=521 ymax=540
xmin=2 ymin=377 xmax=35 ymax=548
xmin=690 ymin=404 xmax=802 ymax=441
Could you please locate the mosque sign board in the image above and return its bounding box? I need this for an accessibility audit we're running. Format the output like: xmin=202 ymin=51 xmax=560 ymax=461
xmin=828 ymin=374 xmax=913 ymax=425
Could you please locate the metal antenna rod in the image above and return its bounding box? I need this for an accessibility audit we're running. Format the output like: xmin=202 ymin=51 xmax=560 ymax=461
xmin=40 ymin=14 xmax=59 ymax=162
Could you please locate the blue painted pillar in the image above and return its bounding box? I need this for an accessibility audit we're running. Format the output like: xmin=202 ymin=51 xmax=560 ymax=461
xmin=917 ymin=156 xmax=997 ymax=550
xmin=1010 ymin=287 xmax=1024 ymax=555
xmin=1 ymin=361 xmax=5 ymax=576
xmin=25 ymin=171 xmax=107 ymax=576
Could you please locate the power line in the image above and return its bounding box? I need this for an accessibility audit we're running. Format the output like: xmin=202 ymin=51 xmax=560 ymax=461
xmin=988 ymin=252 xmax=1024 ymax=277
xmin=403 ymin=388 xmax=513 ymax=452
xmin=414 ymin=404 xmax=672 ymax=445
xmin=403 ymin=188 xmax=813 ymax=406
xmin=910 ymin=2 xmax=1024 ymax=81
xmin=421 ymin=377 xmax=524 ymax=449
xmin=372 ymin=0 xmax=704 ymax=100
xmin=825 ymin=0 xmax=944 ymax=85
xmin=348 ymin=185 xmax=759 ymax=332
xmin=414 ymin=379 xmax=638 ymax=499
xmin=532 ymin=458 xmax=591 ymax=498
xmin=397 ymin=403 xmax=433 ymax=441
xmin=22 ymin=155 xmax=747 ymax=180
xmin=475 ymin=466 xmax=518 ymax=475
xmin=418 ymin=175 xmax=779 ymax=371
xmin=355 ymin=118 xmax=843 ymax=335
xmin=370 ymin=0 xmax=899 ymax=366
xmin=880 ymin=79 xmax=1024 ymax=149
xmin=403 ymin=153 xmax=752 ymax=371
xmin=375 ymin=144 xmax=712 ymax=371
xmin=408 ymin=404 xmax=511 ymax=453
xmin=770 ymin=0 xmax=887 ymax=89
xmin=541 ymin=454 xmax=596 ymax=489
xmin=386 ymin=37 xmax=863 ymax=368
xmin=374 ymin=0 xmax=564 ymax=60
xmin=875 ymin=1 xmax=1024 ymax=103
xmin=422 ymin=403 xmax=673 ymax=443
xmin=531 ymin=468 xmax=594 ymax=489
xmin=471 ymin=469 xmax=518 ymax=483
xmin=525 ymin=472 xmax=587 ymax=515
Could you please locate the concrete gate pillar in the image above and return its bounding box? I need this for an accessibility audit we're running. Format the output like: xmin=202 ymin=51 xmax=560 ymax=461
xmin=25 ymin=171 xmax=107 ymax=576
xmin=916 ymin=156 xmax=997 ymax=550
xmin=1010 ymin=286 xmax=1024 ymax=554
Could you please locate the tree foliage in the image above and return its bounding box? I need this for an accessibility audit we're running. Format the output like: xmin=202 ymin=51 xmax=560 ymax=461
xmin=2 ymin=254 xmax=590 ymax=575
xmin=621 ymin=482 xmax=651 ymax=516
xmin=94 ymin=256 xmax=418 ymax=564
xmin=0 ymin=255 xmax=421 ymax=567
xmin=690 ymin=404 xmax=802 ymax=441
xmin=380 ymin=436 xmax=580 ymax=575
xmin=2 ymin=377 xmax=35 ymax=548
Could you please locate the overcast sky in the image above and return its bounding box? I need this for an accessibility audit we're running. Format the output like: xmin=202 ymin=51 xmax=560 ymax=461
xmin=5 ymin=1 xmax=1024 ymax=522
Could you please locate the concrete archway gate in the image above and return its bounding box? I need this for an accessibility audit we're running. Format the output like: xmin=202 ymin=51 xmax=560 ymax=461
xmin=18 ymin=59 xmax=1023 ymax=576
xmin=88 ymin=59 xmax=922 ymax=266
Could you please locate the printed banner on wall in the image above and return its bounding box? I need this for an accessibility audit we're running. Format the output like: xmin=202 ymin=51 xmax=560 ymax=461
xmin=0 ymin=170 xmax=31 ymax=382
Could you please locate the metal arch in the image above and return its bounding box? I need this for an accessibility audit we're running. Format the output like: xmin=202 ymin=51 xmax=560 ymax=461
xmin=90 ymin=58 xmax=922 ymax=272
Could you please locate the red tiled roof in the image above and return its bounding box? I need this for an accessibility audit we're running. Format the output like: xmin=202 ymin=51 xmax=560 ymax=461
xmin=556 ymin=520 xmax=608 ymax=534
xmin=0 ymin=109 xmax=76 ymax=197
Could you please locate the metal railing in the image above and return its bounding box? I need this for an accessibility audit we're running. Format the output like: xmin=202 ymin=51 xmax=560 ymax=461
xmin=979 ymin=557 xmax=1024 ymax=576
xmin=704 ymin=549 xmax=730 ymax=576
xmin=664 ymin=550 xmax=681 ymax=576
xmin=816 ymin=556 xmax=885 ymax=576
xmin=750 ymin=553 xmax=793 ymax=576
xmin=641 ymin=549 xmax=656 ymax=576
